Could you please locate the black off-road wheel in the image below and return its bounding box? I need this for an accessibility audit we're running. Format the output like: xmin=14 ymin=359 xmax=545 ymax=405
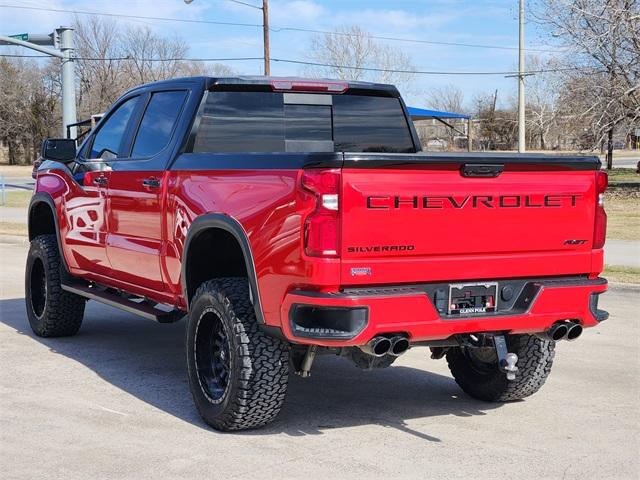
xmin=186 ymin=278 xmax=289 ymax=431
xmin=446 ymin=334 xmax=555 ymax=402
xmin=25 ymin=234 xmax=85 ymax=337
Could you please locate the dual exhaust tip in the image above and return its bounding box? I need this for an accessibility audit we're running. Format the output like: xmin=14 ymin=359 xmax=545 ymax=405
xmin=359 ymin=335 xmax=410 ymax=357
xmin=540 ymin=321 xmax=583 ymax=342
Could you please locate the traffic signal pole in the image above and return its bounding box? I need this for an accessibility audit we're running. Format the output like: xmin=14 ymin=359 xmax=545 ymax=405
xmin=58 ymin=27 xmax=77 ymax=139
xmin=0 ymin=27 xmax=77 ymax=139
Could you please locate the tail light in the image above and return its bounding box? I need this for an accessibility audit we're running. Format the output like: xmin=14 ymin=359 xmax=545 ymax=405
xmin=301 ymin=169 xmax=341 ymax=257
xmin=593 ymin=170 xmax=608 ymax=249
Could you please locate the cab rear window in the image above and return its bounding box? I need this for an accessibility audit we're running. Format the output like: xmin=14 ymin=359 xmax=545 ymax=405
xmin=192 ymin=91 xmax=415 ymax=153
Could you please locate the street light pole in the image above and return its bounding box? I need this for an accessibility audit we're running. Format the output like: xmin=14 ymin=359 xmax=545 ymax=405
xmin=517 ymin=0 xmax=526 ymax=153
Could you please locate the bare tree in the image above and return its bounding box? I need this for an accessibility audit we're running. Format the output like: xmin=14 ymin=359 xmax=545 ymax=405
xmin=533 ymin=0 xmax=640 ymax=167
xmin=305 ymin=25 xmax=415 ymax=92
xmin=122 ymin=26 xmax=188 ymax=84
xmin=524 ymin=55 xmax=562 ymax=149
xmin=473 ymin=90 xmax=518 ymax=150
xmin=423 ymin=85 xmax=465 ymax=149
xmin=178 ymin=61 xmax=236 ymax=77
xmin=0 ymin=58 xmax=59 ymax=164
xmin=74 ymin=16 xmax=129 ymax=118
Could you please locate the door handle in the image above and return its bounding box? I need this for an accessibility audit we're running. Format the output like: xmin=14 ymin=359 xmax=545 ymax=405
xmin=142 ymin=177 xmax=161 ymax=188
xmin=93 ymin=176 xmax=107 ymax=185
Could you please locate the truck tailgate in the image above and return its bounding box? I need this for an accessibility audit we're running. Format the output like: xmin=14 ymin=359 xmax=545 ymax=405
xmin=340 ymin=154 xmax=599 ymax=285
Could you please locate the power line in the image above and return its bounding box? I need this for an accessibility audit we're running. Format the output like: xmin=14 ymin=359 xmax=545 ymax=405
xmin=272 ymin=26 xmax=564 ymax=53
xmin=0 ymin=3 xmax=564 ymax=53
xmin=271 ymin=58 xmax=600 ymax=75
xmin=0 ymin=3 xmax=263 ymax=28
xmin=0 ymin=53 xmax=602 ymax=76
xmin=222 ymin=0 xmax=262 ymax=10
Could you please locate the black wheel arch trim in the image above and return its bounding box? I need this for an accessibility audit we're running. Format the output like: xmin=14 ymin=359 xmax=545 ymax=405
xmin=181 ymin=213 xmax=266 ymax=324
xmin=28 ymin=192 xmax=70 ymax=272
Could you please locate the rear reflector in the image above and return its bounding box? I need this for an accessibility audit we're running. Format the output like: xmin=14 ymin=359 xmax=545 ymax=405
xmin=270 ymin=80 xmax=348 ymax=93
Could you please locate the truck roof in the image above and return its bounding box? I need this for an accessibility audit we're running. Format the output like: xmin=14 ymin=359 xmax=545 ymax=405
xmin=126 ymin=75 xmax=401 ymax=97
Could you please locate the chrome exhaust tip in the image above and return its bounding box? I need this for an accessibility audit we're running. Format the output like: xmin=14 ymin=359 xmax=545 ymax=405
xmin=388 ymin=336 xmax=410 ymax=356
xmin=565 ymin=321 xmax=583 ymax=341
xmin=358 ymin=336 xmax=392 ymax=357
xmin=537 ymin=322 xmax=569 ymax=342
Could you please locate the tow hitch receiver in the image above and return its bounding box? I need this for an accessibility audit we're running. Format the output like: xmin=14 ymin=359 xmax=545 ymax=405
xmin=493 ymin=335 xmax=518 ymax=381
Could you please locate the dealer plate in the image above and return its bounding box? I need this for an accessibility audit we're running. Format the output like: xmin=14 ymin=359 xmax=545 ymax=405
xmin=447 ymin=282 xmax=498 ymax=315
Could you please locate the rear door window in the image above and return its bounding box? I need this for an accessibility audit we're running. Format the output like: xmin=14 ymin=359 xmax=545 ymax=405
xmin=194 ymin=92 xmax=284 ymax=153
xmin=131 ymin=90 xmax=188 ymax=158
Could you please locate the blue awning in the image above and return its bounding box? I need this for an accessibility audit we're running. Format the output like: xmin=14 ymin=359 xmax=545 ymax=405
xmin=407 ymin=106 xmax=470 ymax=120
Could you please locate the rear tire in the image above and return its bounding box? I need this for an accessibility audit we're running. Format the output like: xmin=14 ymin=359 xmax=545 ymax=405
xmin=446 ymin=334 xmax=555 ymax=401
xmin=186 ymin=278 xmax=289 ymax=431
xmin=25 ymin=234 xmax=85 ymax=337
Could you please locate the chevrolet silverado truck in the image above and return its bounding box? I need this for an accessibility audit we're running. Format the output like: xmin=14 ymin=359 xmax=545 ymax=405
xmin=26 ymin=76 xmax=609 ymax=431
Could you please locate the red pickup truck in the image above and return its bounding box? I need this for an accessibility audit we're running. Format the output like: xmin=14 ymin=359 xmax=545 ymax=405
xmin=26 ymin=76 xmax=609 ymax=431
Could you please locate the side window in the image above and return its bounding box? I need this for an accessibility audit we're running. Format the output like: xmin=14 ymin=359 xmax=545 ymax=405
xmin=131 ymin=90 xmax=188 ymax=158
xmin=193 ymin=92 xmax=284 ymax=153
xmin=90 ymin=96 xmax=140 ymax=159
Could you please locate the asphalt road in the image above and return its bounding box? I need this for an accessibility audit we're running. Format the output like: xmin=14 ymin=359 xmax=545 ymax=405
xmin=1 ymin=241 xmax=639 ymax=479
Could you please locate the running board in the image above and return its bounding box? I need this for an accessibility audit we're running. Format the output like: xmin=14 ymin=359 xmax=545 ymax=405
xmin=61 ymin=281 xmax=184 ymax=324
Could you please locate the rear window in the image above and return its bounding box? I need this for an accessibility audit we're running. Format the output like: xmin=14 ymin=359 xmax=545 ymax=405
xmin=192 ymin=91 xmax=414 ymax=153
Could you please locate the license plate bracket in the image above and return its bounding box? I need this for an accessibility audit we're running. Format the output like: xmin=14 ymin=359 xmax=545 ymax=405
xmin=448 ymin=282 xmax=498 ymax=315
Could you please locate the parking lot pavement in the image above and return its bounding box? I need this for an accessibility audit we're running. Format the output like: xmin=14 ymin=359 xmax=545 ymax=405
xmin=605 ymin=240 xmax=640 ymax=268
xmin=0 ymin=206 xmax=28 ymax=224
xmin=0 ymin=242 xmax=638 ymax=480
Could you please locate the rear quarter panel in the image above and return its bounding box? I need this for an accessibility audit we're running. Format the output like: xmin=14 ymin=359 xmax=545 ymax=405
xmin=165 ymin=162 xmax=339 ymax=323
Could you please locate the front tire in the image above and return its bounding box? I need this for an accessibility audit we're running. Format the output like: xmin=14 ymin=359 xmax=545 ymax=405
xmin=186 ymin=278 xmax=289 ymax=431
xmin=446 ymin=334 xmax=555 ymax=402
xmin=25 ymin=234 xmax=85 ymax=337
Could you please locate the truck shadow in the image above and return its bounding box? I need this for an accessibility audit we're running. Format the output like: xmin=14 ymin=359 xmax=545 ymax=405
xmin=0 ymin=297 xmax=502 ymax=441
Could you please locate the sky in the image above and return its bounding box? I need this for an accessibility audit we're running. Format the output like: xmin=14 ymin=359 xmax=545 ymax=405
xmin=0 ymin=0 xmax=559 ymax=111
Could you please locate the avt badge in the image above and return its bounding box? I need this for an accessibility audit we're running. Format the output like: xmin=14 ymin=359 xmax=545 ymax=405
xmin=448 ymin=282 xmax=498 ymax=315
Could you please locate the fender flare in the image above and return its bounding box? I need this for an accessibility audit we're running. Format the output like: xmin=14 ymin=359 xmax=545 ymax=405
xmin=28 ymin=192 xmax=70 ymax=273
xmin=181 ymin=213 xmax=265 ymax=324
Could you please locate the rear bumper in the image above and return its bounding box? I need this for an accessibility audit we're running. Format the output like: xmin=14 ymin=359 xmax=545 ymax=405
xmin=280 ymin=277 xmax=608 ymax=346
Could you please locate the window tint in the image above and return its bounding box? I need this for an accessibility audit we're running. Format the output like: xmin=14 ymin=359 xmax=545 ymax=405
xmin=194 ymin=92 xmax=284 ymax=153
xmin=285 ymin=104 xmax=332 ymax=141
xmin=132 ymin=90 xmax=188 ymax=157
xmin=90 ymin=96 xmax=140 ymax=159
xmin=193 ymin=91 xmax=414 ymax=154
xmin=333 ymin=96 xmax=414 ymax=153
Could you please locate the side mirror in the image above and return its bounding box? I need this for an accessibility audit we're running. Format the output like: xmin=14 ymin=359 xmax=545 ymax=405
xmin=41 ymin=138 xmax=76 ymax=162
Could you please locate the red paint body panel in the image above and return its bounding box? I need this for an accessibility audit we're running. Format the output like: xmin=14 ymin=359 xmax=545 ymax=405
xmin=164 ymin=169 xmax=340 ymax=324
xmin=340 ymin=168 xmax=598 ymax=285
xmin=106 ymin=170 xmax=166 ymax=291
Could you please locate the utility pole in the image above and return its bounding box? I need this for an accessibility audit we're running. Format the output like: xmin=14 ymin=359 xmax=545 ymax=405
xmin=262 ymin=0 xmax=270 ymax=75
xmin=517 ymin=0 xmax=526 ymax=152
xmin=0 ymin=27 xmax=77 ymax=139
